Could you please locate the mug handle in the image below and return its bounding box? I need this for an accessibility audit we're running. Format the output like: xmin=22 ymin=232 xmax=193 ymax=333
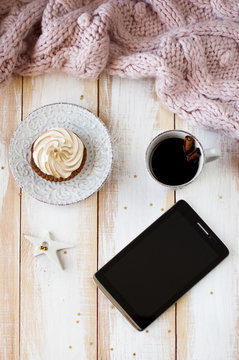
xmin=204 ymin=148 xmax=221 ymax=163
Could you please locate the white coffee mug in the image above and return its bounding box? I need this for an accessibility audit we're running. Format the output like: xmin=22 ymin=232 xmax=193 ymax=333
xmin=145 ymin=130 xmax=220 ymax=189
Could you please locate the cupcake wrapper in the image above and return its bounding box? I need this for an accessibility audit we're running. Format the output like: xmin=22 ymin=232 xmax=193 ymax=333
xmin=30 ymin=144 xmax=87 ymax=182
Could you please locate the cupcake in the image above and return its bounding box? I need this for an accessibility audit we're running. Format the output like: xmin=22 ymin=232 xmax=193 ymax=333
xmin=31 ymin=127 xmax=87 ymax=182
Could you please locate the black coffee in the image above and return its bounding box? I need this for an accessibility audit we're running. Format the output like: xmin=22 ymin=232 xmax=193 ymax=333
xmin=150 ymin=138 xmax=199 ymax=186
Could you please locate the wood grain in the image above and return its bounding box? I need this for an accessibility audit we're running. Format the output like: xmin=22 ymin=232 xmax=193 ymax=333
xmin=175 ymin=117 xmax=239 ymax=360
xmin=0 ymin=76 xmax=22 ymax=360
xmin=98 ymin=75 xmax=175 ymax=360
xmin=20 ymin=73 xmax=98 ymax=360
xmin=1 ymin=70 xmax=238 ymax=360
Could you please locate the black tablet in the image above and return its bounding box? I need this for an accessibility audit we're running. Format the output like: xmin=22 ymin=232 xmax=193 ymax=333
xmin=94 ymin=200 xmax=229 ymax=330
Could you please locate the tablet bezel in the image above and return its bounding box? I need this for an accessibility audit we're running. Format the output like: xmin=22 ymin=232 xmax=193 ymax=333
xmin=94 ymin=200 xmax=229 ymax=330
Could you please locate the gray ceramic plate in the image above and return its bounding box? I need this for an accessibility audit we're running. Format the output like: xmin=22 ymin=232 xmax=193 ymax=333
xmin=9 ymin=103 xmax=112 ymax=205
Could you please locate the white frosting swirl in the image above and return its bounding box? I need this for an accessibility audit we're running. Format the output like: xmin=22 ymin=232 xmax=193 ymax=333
xmin=33 ymin=127 xmax=84 ymax=179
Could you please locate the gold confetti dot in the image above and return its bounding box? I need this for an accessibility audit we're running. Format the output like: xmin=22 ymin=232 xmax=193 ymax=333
xmin=40 ymin=245 xmax=44 ymax=250
xmin=1 ymin=166 xmax=4 ymax=170
xmin=133 ymin=175 xmax=137 ymax=178
xmin=64 ymin=251 xmax=67 ymax=254
xmin=43 ymin=246 xmax=48 ymax=251
xmin=149 ymin=203 xmax=153 ymax=206
xmin=110 ymin=348 xmax=114 ymax=351
xmin=111 ymin=305 xmax=115 ymax=309
xmin=146 ymin=330 xmax=149 ymax=333
xmin=168 ymin=329 xmax=171 ymax=333
xmin=219 ymin=195 xmax=223 ymax=199
xmin=18 ymin=193 xmax=22 ymax=197
xmin=210 ymin=291 xmax=214 ymax=295
xmin=133 ymin=353 xmax=136 ymax=356
xmin=76 ymin=320 xmax=79 ymax=323
xmin=80 ymin=95 xmax=84 ymax=100
xmin=161 ymin=208 xmax=164 ymax=211
xmin=90 ymin=342 xmax=93 ymax=345
xmin=77 ymin=313 xmax=81 ymax=316
xmin=124 ymin=206 xmax=127 ymax=210
xmin=69 ymin=345 xmax=72 ymax=349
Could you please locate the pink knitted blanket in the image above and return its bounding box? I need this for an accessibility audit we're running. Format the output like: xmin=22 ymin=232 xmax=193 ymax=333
xmin=1 ymin=0 xmax=239 ymax=139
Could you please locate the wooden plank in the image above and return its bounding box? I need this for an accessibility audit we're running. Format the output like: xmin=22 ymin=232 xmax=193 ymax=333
xmin=175 ymin=117 xmax=239 ymax=359
xmin=0 ymin=76 xmax=22 ymax=360
xmin=98 ymin=75 xmax=175 ymax=359
xmin=20 ymin=73 xmax=98 ymax=359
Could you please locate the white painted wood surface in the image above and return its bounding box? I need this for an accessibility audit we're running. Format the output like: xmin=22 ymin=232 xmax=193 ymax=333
xmin=21 ymin=73 xmax=98 ymax=360
xmin=98 ymin=75 xmax=175 ymax=360
xmin=175 ymin=117 xmax=239 ymax=360
xmin=0 ymin=76 xmax=21 ymax=360
xmin=0 ymin=73 xmax=238 ymax=360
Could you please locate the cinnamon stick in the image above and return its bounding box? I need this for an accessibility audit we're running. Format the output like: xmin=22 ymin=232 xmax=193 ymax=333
xmin=184 ymin=136 xmax=194 ymax=154
xmin=186 ymin=148 xmax=201 ymax=162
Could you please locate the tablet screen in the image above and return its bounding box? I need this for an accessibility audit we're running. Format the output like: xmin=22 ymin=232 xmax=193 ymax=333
xmin=104 ymin=211 xmax=219 ymax=315
xmin=95 ymin=201 xmax=229 ymax=329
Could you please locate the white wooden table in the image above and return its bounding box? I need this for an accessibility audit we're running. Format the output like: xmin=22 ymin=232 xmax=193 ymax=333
xmin=1 ymin=72 xmax=238 ymax=360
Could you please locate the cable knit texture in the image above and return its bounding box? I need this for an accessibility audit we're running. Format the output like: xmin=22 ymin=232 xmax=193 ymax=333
xmin=1 ymin=0 xmax=239 ymax=138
